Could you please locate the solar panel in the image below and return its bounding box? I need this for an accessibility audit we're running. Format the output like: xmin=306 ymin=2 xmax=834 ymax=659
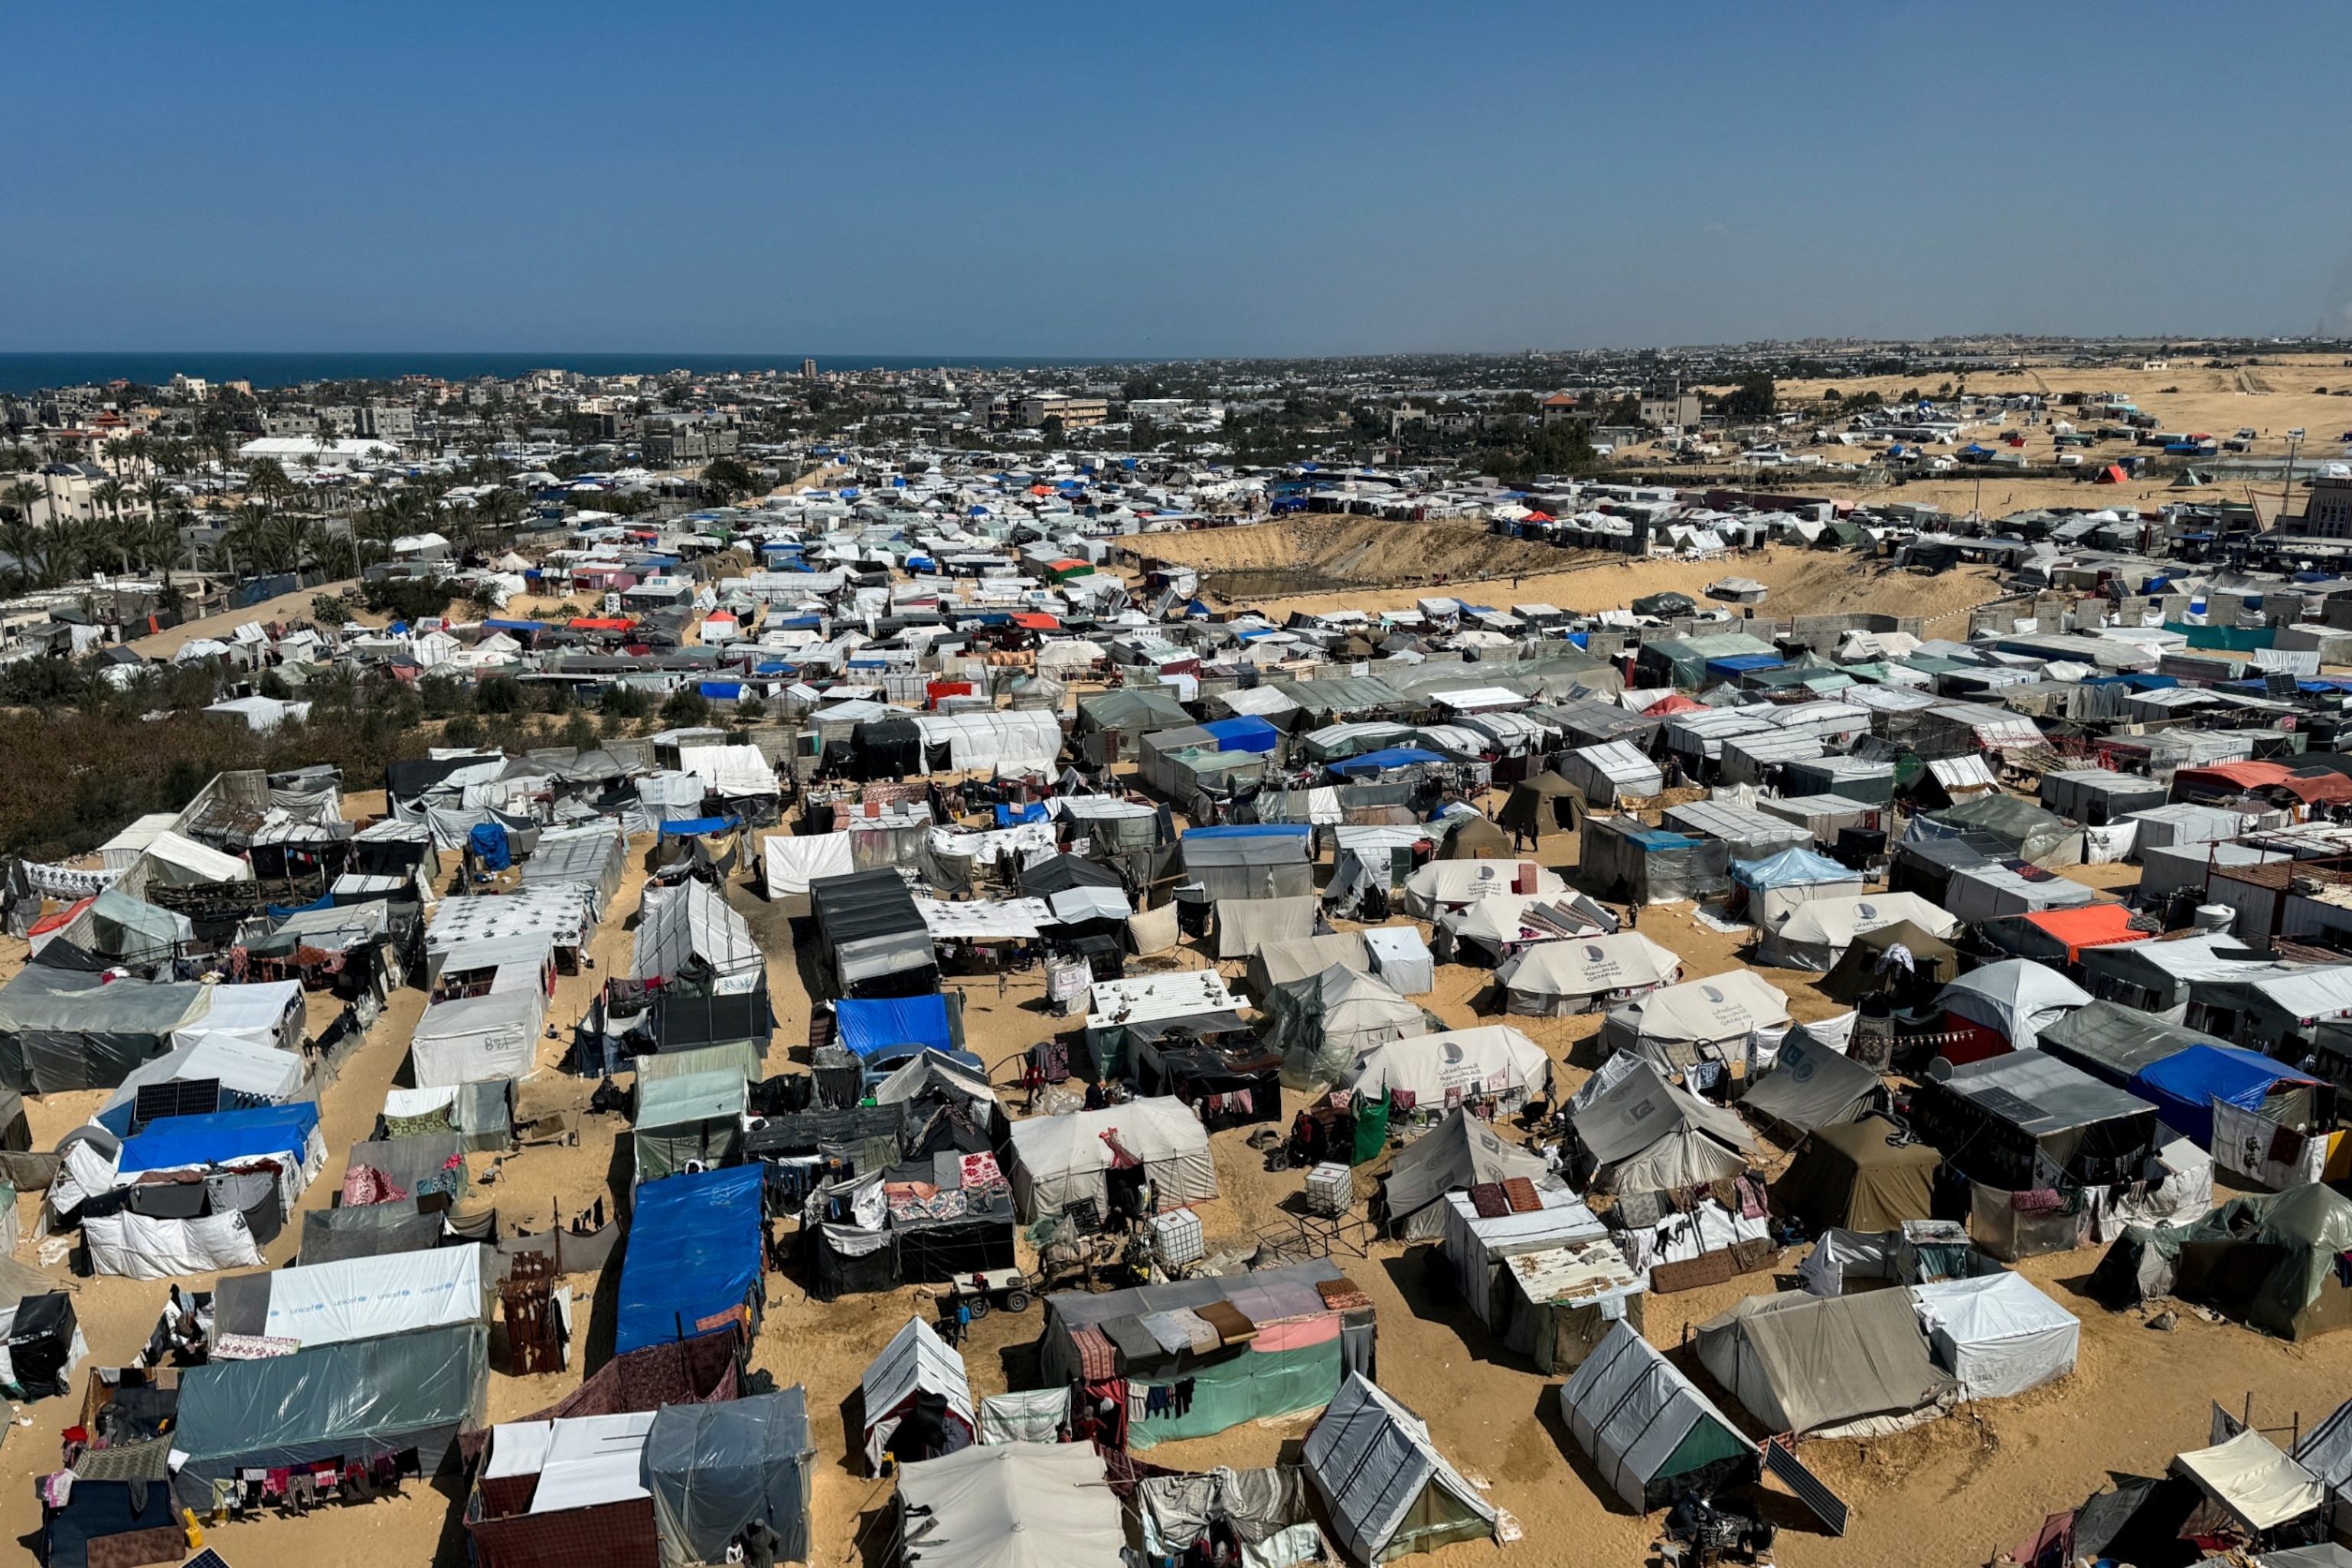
xmin=1764 ymin=1436 xmax=1848 ymax=1536
xmin=132 ymin=1077 xmax=220 ymax=1129
xmin=185 ymin=1550 xmax=236 ymax=1568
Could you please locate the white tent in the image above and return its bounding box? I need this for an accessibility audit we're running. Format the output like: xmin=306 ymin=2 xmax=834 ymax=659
xmin=99 ymin=1034 xmax=305 ymax=1124
xmin=1362 ymin=926 xmax=1435 ymax=996
xmin=175 ymin=979 xmax=306 ymax=1051
xmin=1559 ymin=741 xmax=1664 ymax=808
xmin=1602 ymin=971 xmax=1791 ymax=1067
xmin=1341 ymin=1025 xmax=1554 ymax=1109
xmin=1909 ymin=1270 xmax=2079 ymax=1401
xmin=860 ymin=1315 xmax=975 ymax=1473
xmin=678 ymin=743 xmax=779 ymax=797
xmin=761 ymin=831 xmax=854 ymax=899
xmin=2171 ymin=1430 xmax=2326 ymax=1536
xmin=632 ymin=880 xmax=763 ymax=982
xmin=1305 ymin=1374 xmax=1497 ymax=1565
xmin=1441 ymin=892 xmax=1597 ymax=960
xmin=1004 ymin=1097 xmax=1217 ymax=1221
xmin=144 ymin=830 xmax=253 ymax=887
xmin=913 ymin=711 xmax=1066 ymax=773
xmin=1402 ymin=859 xmax=1565 ymax=920
xmin=410 ymin=988 xmax=545 ymax=1087
xmin=1495 ymin=933 xmax=1681 ymax=1017
xmin=1934 ymin=959 xmax=2092 ymax=1053
xmin=250 ymin=1244 xmax=487 ymax=1348
xmin=1756 ymin=891 xmax=1961 ymax=970
xmin=895 ymin=1442 xmax=1124 ymax=1568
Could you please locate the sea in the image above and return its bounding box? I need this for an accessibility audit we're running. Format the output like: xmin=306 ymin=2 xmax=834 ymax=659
xmin=0 ymin=352 xmax=1109 ymax=396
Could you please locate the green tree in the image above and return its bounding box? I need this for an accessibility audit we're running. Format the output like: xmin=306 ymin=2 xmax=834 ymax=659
xmin=701 ymin=456 xmax=758 ymax=504
xmin=1713 ymin=374 xmax=1777 ymax=423
xmin=658 ymin=687 xmax=710 ymax=728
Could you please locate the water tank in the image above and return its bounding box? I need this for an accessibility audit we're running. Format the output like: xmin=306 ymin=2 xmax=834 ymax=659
xmin=2193 ymin=904 xmax=2236 ymax=934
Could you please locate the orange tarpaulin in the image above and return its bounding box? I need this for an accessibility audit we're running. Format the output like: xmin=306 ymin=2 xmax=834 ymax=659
xmin=2020 ymin=903 xmax=2147 ymax=964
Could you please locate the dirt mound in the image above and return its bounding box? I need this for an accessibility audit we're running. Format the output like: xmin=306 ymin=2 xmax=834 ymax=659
xmin=1135 ymin=518 xmax=1610 ymax=599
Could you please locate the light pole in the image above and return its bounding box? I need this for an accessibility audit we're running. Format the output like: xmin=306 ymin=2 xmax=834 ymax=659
xmin=2285 ymin=427 xmax=2306 ymax=528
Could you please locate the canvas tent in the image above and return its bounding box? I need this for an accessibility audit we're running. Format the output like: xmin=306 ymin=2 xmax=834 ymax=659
xmin=1560 ymin=1320 xmax=1757 ymax=1514
xmin=0 ymin=965 xmax=211 ymax=1093
xmin=2171 ymin=1430 xmax=2325 ymax=1539
xmin=1694 ymin=1287 xmax=1955 ymax=1439
xmin=761 ymin=831 xmax=854 ymax=900
xmin=1382 ymin=1107 xmax=1555 ymax=1241
xmin=1004 ymin=1096 xmax=1217 ymax=1221
xmin=1740 ymin=1033 xmax=1886 ymax=1135
xmin=1577 ymin=816 xmax=1730 ymax=906
xmin=1935 ymin=959 xmax=2092 ymax=1054
xmin=1215 ymin=896 xmax=1321 ymax=962
xmin=1755 ymin=890 xmax=1959 ymax=972
xmin=1599 ymin=971 xmax=1791 ymax=1072
xmin=1909 ymin=1271 xmax=2079 ymax=1401
xmin=1817 ymin=920 xmax=1961 ymax=1004
xmin=1773 ymin=1116 xmax=1939 ymax=1233
xmin=1732 ymin=848 xmax=1864 ymax=929
xmin=1572 ymin=1057 xmax=1756 ymax=1194
xmin=1494 ymin=931 xmax=1681 ymax=1018
xmin=1340 ymin=1026 xmax=1553 ymax=1111
xmin=894 ymin=1441 xmax=1124 ymax=1568
xmin=1267 ymin=964 xmax=1428 ymax=1093
xmin=860 ymin=1315 xmax=974 ymax=1473
xmin=1305 ymin=1374 xmax=1498 ymax=1564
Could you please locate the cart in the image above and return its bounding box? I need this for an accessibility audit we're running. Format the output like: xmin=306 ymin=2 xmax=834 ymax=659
xmin=941 ymin=1267 xmax=1032 ymax=1318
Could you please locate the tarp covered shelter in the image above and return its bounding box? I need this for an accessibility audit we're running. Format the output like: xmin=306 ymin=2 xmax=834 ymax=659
xmin=1560 ymin=1319 xmax=1757 ymax=1513
xmin=2128 ymin=1044 xmax=2324 ymax=1151
xmin=1577 ymin=816 xmax=1731 ymax=906
xmin=1910 ymin=1270 xmax=2079 ymax=1401
xmin=95 ymin=1031 xmax=306 ymax=1137
xmin=1935 ymin=959 xmax=2092 ymax=1054
xmin=809 ymin=871 xmax=936 ymax=999
xmin=410 ymin=988 xmax=545 ymax=1088
xmin=2036 ymin=1001 xmax=2220 ymax=1089
xmin=762 ymin=828 xmax=855 ymax=900
xmin=2092 ymin=1184 xmax=2352 ymax=1342
xmin=1573 ymin=1057 xmax=1756 ymax=1194
xmin=835 ymin=994 xmax=960 ymax=1062
xmin=1741 ymin=1032 xmax=1886 ymax=1135
xmin=1694 ymin=1287 xmax=1955 ymax=1439
xmin=633 ymin=880 xmax=763 ymax=982
xmin=633 ymin=1069 xmax=748 ymax=1184
xmin=2172 ymin=1429 xmax=2325 ymax=1537
xmin=214 ymin=1244 xmax=487 ymax=1350
xmin=616 ymin=1163 xmax=765 ymax=1354
xmin=1911 ymin=1053 xmax=2158 ymax=1191
xmin=0 ymin=965 xmax=211 ymax=1093
xmin=1732 ymin=847 xmax=1865 ymax=929
xmin=1181 ymin=825 xmax=1315 ymax=902
xmin=1494 ymin=932 xmax=1681 ymax=1018
xmin=860 ymin=1315 xmax=973 ymax=1472
xmin=1004 ymin=1096 xmax=1217 ymax=1221
xmin=1267 ymin=964 xmax=1428 ymax=1093
xmin=894 ymin=1441 xmax=1124 ymax=1568
xmin=1305 ymin=1373 xmax=1498 ymax=1564
xmin=1756 ymin=890 xmax=1959 ymax=971
xmin=1383 ymin=1107 xmax=1554 ymax=1241
xmin=1769 ymin=1114 xmax=1938 ymax=1241
xmin=1927 ymin=795 xmax=2082 ymax=867
xmin=1214 ymin=896 xmax=1321 ymax=961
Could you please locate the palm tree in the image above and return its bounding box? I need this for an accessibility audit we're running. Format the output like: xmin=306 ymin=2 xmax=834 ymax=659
xmin=91 ymin=478 xmax=127 ymax=531
xmin=2 ymin=479 xmax=41 ymax=528
xmin=0 ymin=519 xmax=39 ymax=593
xmin=273 ymin=511 xmax=320 ymax=577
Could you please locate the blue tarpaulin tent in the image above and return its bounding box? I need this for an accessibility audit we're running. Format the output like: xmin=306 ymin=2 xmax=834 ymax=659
xmin=993 ymin=802 xmax=1049 ymax=828
xmin=1730 ymin=847 xmax=1860 ymax=890
xmin=1705 ymin=654 xmax=1788 ymax=678
xmin=1328 ymin=746 xmax=1447 ymax=777
xmin=835 ymin=995 xmax=954 ymax=1060
xmin=467 ymin=822 xmax=512 ymax=871
xmin=616 ymin=1163 xmax=766 ymax=1354
xmin=658 ymin=815 xmax=739 ymax=838
xmin=1183 ymin=824 xmax=1312 ymax=841
xmin=117 ymin=1101 xmax=319 ymax=1175
xmin=1201 ymin=717 xmax=1280 ymax=754
xmin=2128 ymin=1044 xmax=2318 ymax=1148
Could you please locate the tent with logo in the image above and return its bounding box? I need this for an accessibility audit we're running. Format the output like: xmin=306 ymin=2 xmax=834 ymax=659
xmin=1382 ymin=1106 xmax=1557 ymax=1241
xmin=1560 ymin=1320 xmax=1758 ymax=1513
xmin=1305 ymin=1374 xmax=1498 ymax=1564
xmin=1755 ymin=890 xmax=1959 ymax=971
xmin=1339 ymin=1026 xmax=1553 ymax=1112
xmin=1740 ymin=1031 xmax=1886 ymax=1135
xmin=1732 ymin=848 xmax=1865 ymax=929
xmin=1598 ymin=971 xmax=1791 ymax=1072
xmin=1494 ymin=931 xmax=1681 ymax=1017
xmin=1572 ymin=1057 xmax=1756 ymax=1194
xmin=1003 ymin=1097 xmax=1217 ymax=1222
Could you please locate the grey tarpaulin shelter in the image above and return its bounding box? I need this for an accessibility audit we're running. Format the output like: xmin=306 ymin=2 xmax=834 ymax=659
xmin=1305 ymin=1373 xmax=1497 ymax=1563
xmin=1909 ymin=1052 xmax=2158 ymax=1191
xmin=1934 ymin=959 xmax=2092 ymax=1054
xmin=0 ymin=965 xmax=211 ymax=1093
xmin=894 ymin=1441 xmax=1125 ymax=1568
xmin=1694 ymin=1289 xmax=1955 ymax=1439
xmin=860 ymin=1315 xmax=974 ymax=1473
xmin=2037 ymin=1001 xmax=2219 ymax=1088
xmin=1268 ymin=964 xmax=1428 ymax=1093
xmin=633 ymin=1069 xmax=749 ymax=1184
xmin=632 ymin=880 xmax=764 ymax=983
xmin=1383 ymin=1107 xmax=1556 ymax=1241
xmin=1577 ymin=815 xmax=1731 ymax=906
xmin=300 ymin=1201 xmax=446 ymax=1264
xmin=1572 ymin=1057 xmax=1756 ymax=1194
xmin=645 ymin=1387 xmax=814 ymax=1568
xmin=168 ymin=1321 xmax=488 ymax=1508
xmin=1740 ymin=1027 xmax=1885 ymax=1134
xmin=1560 ymin=1319 xmax=1758 ymax=1512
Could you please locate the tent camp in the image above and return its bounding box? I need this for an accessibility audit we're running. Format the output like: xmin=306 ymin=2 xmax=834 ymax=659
xmin=1266 ymin=965 xmax=1428 ymax=1093
xmin=1694 ymin=1288 xmax=1955 ymax=1439
xmin=1572 ymin=1057 xmax=1756 ymax=1194
xmin=1305 ymin=1374 xmax=1498 ymax=1564
xmin=1004 ymin=1097 xmax=1217 ymax=1222
xmin=1740 ymin=1033 xmax=1887 ymax=1135
xmin=410 ymin=988 xmax=545 ymax=1088
xmin=1754 ymin=891 xmax=1959 ymax=971
xmin=1383 ymin=1106 xmax=1558 ymax=1241
xmin=1935 ymin=959 xmax=2092 ymax=1056
xmin=1909 ymin=1271 xmax=2079 ymax=1401
xmin=1772 ymin=1116 xmax=1939 ymax=1233
xmin=1494 ymin=932 xmax=1681 ymax=1018
xmin=894 ymin=1442 xmax=1124 ymax=1568
xmin=1598 ymin=971 xmax=1791 ymax=1073
xmin=1340 ymin=1026 xmax=1553 ymax=1112
xmin=860 ymin=1315 xmax=975 ymax=1473
xmin=1560 ymin=1320 xmax=1758 ymax=1513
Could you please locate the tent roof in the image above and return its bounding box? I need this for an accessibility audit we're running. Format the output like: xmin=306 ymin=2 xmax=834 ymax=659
xmin=861 ymin=1316 xmax=973 ymax=1426
xmin=1739 ymin=1031 xmax=1884 ymax=1132
xmin=1574 ymin=1057 xmax=1756 ymax=1164
xmin=173 ymin=1321 xmax=487 ymax=1463
xmin=1697 ymin=1287 xmax=1955 ymax=1436
xmin=645 ymin=1388 xmax=815 ymax=1568
xmin=2171 ymin=1429 xmax=2324 ymax=1533
xmin=895 ymin=1442 xmax=1124 ymax=1568
xmin=1930 ymin=1052 xmax=2154 ymax=1137
xmin=616 ymin=1164 xmax=765 ymax=1355
xmin=1910 ymin=1270 xmax=2078 ymax=1351
xmin=632 ymin=880 xmax=763 ymax=982
xmin=1934 ymin=959 xmax=2092 ymax=1052
xmin=1383 ymin=1107 xmax=1551 ymax=1220
xmin=1497 ymin=932 xmax=1681 ymax=998
xmin=1731 ymin=848 xmax=1863 ymax=890
xmin=1561 ymin=1320 xmax=1753 ymax=1510
xmin=1615 ymin=971 xmax=1791 ymax=1046
xmin=2034 ymin=1000 xmax=2222 ymax=1085
xmin=1305 ymin=1374 xmax=1495 ymax=1563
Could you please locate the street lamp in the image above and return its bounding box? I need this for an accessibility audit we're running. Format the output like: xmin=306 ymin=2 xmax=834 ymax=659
xmin=2285 ymin=427 xmax=2307 ymax=528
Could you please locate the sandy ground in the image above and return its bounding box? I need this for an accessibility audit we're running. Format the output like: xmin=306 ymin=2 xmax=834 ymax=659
xmin=126 ymin=580 xmax=367 ymax=658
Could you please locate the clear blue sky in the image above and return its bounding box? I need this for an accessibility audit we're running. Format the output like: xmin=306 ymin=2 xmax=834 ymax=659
xmin=4 ymin=2 xmax=2345 ymax=357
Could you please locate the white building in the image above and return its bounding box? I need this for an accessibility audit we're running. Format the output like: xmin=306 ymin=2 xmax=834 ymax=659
xmin=236 ymin=436 xmax=398 ymax=472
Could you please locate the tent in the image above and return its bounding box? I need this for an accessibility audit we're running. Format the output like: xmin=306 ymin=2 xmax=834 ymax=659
xmin=1576 ymin=816 xmax=1731 ymax=906
xmin=894 ymin=1442 xmax=1124 ymax=1568
xmin=2094 ymin=1184 xmax=2352 ymax=1341
xmin=2038 ymin=1001 xmax=2220 ymax=1087
xmin=2128 ymin=1044 xmax=2325 ymax=1151
xmin=1732 ymin=848 xmax=1864 ymax=929
xmin=168 ymin=1321 xmax=488 ymax=1511
xmin=1756 ymin=890 xmax=1959 ymax=971
xmin=1935 ymin=959 xmax=2092 ymax=1054
xmin=410 ymin=988 xmax=545 ymax=1088
xmin=177 ymin=978 xmax=306 ymax=1051
xmin=2171 ymin=1430 xmax=2325 ymax=1538
xmin=835 ymin=995 xmax=960 ymax=1064
xmin=1927 ymin=795 xmax=2082 ymax=867
xmin=1383 ymin=1107 xmax=1556 ymax=1241
xmin=633 ymin=1069 xmax=749 ymax=1184
xmin=1557 ymin=743 xmax=1660 ymax=810
xmin=1769 ymin=1114 xmax=1938 ymax=1241
xmin=632 ymin=880 xmax=763 ymax=982
xmin=860 ymin=1316 xmax=974 ymax=1473
xmin=1912 ymin=1053 xmax=2159 ymax=1192
xmin=1740 ymin=1033 xmax=1886 ymax=1135
xmin=1572 ymin=1057 xmax=1756 ymax=1194
xmin=1401 ymin=859 xmax=1564 ymax=920
xmin=1305 ymin=1374 xmax=1498 ymax=1564
xmin=1599 ymin=971 xmax=1791 ymax=1072
xmin=1004 ymin=1096 xmax=1217 ymax=1221
xmin=469 ymin=1412 xmax=659 ymax=1568
xmin=809 ymin=871 xmax=937 ymax=1000
xmin=1694 ymin=1287 xmax=1955 ymax=1439
xmin=1266 ymin=965 xmax=1428 ymax=1093
xmin=214 ymin=1244 xmax=487 ymax=1350
xmin=1362 ymin=926 xmax=1436 ymax=997
xmin=1214 ymin=895 xmax=1321 ymax=961
xmin=0 ymin=965 xmax=211 ymax=1093
xmin=761 ymin=831 xmax=854 ymax=900
xmin=616 ymin=1164 xmax=765 ymax=1355
xmin=1816 ymin=920 xmax=1961 ymax=1004
xmin=1341 ymin=1025 xmax=1553 ymax=1110
xmin=94 ymin=1032 xmax=307 ymax=1137
xmin=1181 ymin=825 xmax=1315 ymax=902
xmin=1498 ymin=769 xmax=1589 ymax=835
xmin=1494 ymin=932 xmax=1681 ymax=1017
xmin=1909 ymin=1271 xmax=2079 ymax=1400
xmin=1560 ymin=1320 xmax=1757 ymax=1513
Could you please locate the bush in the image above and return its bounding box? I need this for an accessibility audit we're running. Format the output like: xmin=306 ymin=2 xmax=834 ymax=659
xmin=310 ymin=595 xmax=351 ymax=626
xmin=599 ymin=683 xmax=650 ymax=720
xmin=361 ymin=576 xmax=456 ymax=623
xmin=442 ymin=713 xmax=485 ymax=747
xmin=659 ymin=688 xmax=710 ymax=728
xmin=475 ymin=675 xmax=525 ymax=714
xmin=735 ymin=695 xmax=766 ymax=723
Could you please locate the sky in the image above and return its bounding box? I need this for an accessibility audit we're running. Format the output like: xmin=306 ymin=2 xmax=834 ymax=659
xmin=3 ymin=2 xmax=2347 ymax=358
